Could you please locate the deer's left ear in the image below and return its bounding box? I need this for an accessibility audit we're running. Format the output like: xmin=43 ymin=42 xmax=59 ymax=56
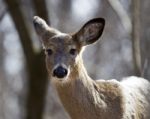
xmin=75 ymin=18 xmax=105 ymax=46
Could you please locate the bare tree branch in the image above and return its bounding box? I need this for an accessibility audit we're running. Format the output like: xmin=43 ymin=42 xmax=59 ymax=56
xmin=132 ymin=0 xmax=142 ymax=76
xmin=108 ymin=0 xmax=142 ymax=76
xmin=107 ymin=0 xmax=132 ymax=34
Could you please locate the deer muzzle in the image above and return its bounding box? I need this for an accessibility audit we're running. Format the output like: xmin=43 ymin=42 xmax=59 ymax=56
xmin=53 ymin=65 xmax=68 ymax=78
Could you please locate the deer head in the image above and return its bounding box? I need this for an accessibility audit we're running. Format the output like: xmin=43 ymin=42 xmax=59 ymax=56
xmin=33 ymin=16 xmax=105 ymax=81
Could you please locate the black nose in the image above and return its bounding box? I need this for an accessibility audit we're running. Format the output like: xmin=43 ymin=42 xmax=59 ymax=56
xmin=53 ymin=66 xmax=68 ymax=78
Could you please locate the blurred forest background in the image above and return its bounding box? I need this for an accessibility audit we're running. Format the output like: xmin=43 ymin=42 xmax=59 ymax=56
xmin=0 ymin=0 xmax=150 ymax=119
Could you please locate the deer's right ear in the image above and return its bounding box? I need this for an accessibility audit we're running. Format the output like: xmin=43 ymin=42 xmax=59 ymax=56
xmin=74 ymin=18 xmax=105 ymax=46
xmin=33 ymin=16 xmax=58 ymax=41
xmin=33 ymin=16 xmax=49 ymax=36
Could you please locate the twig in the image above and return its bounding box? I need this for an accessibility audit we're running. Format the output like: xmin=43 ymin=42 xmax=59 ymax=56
xmin=132 ymin=0 xmax=142 ymax=76
xmin=107 ymin=0 xmax=132 ymax=34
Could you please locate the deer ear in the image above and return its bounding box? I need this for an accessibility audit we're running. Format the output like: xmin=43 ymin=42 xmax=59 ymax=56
xmin=33 ymin=16 xmax=50 ymax=36
xmin=33 ymin=16 xmax=62 ymax=47
xmin=33 ymin=16 xmax=58 ymax=39
xmin=75 ymin=18 xmax=105 ymax=46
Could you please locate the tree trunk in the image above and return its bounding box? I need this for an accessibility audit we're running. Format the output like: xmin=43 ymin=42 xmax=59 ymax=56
xmin=32 ymin=0 xmax=49 ymax=24
xmin=4 ymin=0 xmax=48 ymax=119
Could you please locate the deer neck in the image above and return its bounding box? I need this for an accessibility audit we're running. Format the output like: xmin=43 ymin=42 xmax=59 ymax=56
xmin=51 ymin=56 xmax=124 ymax=119
xmin=51 ymin=56 xmax=105 ymax=117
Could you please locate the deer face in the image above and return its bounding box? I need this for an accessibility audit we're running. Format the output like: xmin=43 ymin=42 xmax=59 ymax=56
xmin=33 ymin=16 xmax=105 ymax=81
xmin=43 ymin=33 xmax=79 ymax=79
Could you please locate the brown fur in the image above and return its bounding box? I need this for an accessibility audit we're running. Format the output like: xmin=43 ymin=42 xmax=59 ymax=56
xmin=33 ymin=16 xmax=150 ymax=119
xmin=53 ymin=59 xmax=125 ymax=119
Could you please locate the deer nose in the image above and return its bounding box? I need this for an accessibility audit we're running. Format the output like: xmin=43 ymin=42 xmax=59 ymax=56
xmin=53 ymin=66 xmax=68 ymax=78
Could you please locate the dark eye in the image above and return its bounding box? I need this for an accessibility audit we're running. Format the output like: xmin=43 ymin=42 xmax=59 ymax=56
xmin=46 ymin=49 xmax=53 ymax=55
xmin=69 ymin=49 xmax=76 ymax=55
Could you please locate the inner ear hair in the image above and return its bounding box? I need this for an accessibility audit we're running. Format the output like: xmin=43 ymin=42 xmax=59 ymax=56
xmin=76 ymin=18 xmax=105 ymax=46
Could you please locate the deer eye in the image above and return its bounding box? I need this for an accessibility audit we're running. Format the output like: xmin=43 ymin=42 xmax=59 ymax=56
xmin=69 ymin=49 xmax=76 ymax=55
xmin=46 ymin=49 xmax=53 ymax=55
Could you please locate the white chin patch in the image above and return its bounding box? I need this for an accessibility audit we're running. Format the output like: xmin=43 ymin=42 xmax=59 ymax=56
xmin=51 ymin=76 xmax=68 ymax=83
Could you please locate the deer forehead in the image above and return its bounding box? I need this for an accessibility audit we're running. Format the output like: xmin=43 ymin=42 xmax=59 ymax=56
xmin=43 ymin=33 xmax=76 ymax=49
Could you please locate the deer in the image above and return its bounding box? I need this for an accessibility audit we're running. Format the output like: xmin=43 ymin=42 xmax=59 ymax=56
xmin=33 ymin=16 xmax=150 ymax=119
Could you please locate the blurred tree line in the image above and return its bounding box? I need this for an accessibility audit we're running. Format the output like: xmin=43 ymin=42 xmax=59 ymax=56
xmin=0 ymin=0 xmax=150 ymax=119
